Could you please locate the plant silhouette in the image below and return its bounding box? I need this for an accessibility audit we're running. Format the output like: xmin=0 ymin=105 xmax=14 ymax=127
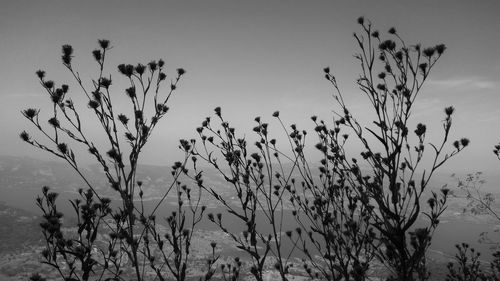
xmin=185 ymin=17 xmax=468 ymax=281
xmin=22 ymin=40 xmax=214 ymax=281
xmin=23 ymin=17 xmax=475 ymax=281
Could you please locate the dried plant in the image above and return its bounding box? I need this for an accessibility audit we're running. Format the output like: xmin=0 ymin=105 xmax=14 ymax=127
xmin=23 ymin=40 xmax=211 ymax=281
xmin=184 ymin=109 xmax=296 ymax=281
xmin=319 ymin=17 xmax=468 ymax=280
xmin=24 ymin=16 xmax=479 ymax=281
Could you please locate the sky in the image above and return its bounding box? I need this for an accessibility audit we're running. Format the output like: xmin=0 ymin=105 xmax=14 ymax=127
xmin=0 ymin=0 xmax=499 ymax=178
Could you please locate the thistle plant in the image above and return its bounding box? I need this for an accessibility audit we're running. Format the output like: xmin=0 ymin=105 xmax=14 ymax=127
xmin=219 ymin=257 xmax=243 ymax=281
xmin=36 ymin=186 xmax=115 ymax=280
xmin=22 ymin=17 xmax=478 ymax=281
xmin=22 ymin=40 xmax=209 ymax=281
xmin=184 ymin=108 xmax=298 ymax=281
xmin=286 ymin=115 xmax=377 ymax=281
xmin=139 ymin=156 xmax=208 ymax=281
xmin=181 ymin=17 xmax=469 ymax=281
xmin=319 ymin=17 xmax=469 ymax=280
xmin=446 ymin=243 xmax=487 ymax=281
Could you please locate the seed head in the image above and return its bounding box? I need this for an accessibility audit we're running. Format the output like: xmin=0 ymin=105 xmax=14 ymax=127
xmin=92 ymin=50 xmax=101 ymax=61
xmin=36 ymin=70 xmax=45 ymax=80
xmin=148 ymin=61 xmax=157 ymax=71
xmin=98 ymin=39 xmax=110 ymax=49
xmin=414 ymin=123 xmax=426 ymax=137
xmin=441 ymin=188 xmax=450 ymax=196
xmin=435 ymin=44 xmax=446 ymax=55
xmin=99 ymin=77 xmax=112 ymax=89
xmin=419 ymin=63 xmax=428 ymax=74
xmin=48 ymin=117 xmax=60 ymax=128
xmin=88 ymin=100 xmax=99 ymax=109
xmin=460 ymin=138 xmax=470 ymax=147
xmin=61 ymin=45 xmax=73 ymax=65
xmin=118 ymin=114 xmax=129 ymax=125
xmin=57 ymin=143 xmax=68 ymax=154
xmin=125 ymin=87 xmax=136 ymax=99
xmin=44 ymin=80 xmax=54 ymax=89
xmin=423 ymin=47 xmax=436 ymax=58
xmin=214 ymin=106 xmax=221 ymax=116
xmin=177 ymin=68 xmax=186 ymax=76
xmin=444 ymin=106 xmax=455 ymax=116
xmin=135 ymin=64 xmax=145 ymax=75
xmin=23 ymin=108 xmax=39 ymax=119
xmin=20 ymin=131 xmax=30 ymax=142
xmin=62 ymin=44 xmax=73 ymax=56
xmin=118 ymin=64 xmax=134 ymax=77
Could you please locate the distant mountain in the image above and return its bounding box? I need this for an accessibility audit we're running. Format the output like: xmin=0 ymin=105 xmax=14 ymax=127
xmin=0 ymin=155 xmax=175 ymax=198
xmin=0 ymin=155 xmax=236 ymax=214
xmin=1 ymin=155 xmax=498 ymax=210
xmin=0 ymin=155 xmax=79 ymax=189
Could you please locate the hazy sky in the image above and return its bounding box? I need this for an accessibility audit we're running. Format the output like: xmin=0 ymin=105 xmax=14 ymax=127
xmin=1 ymin=0 xmax=499 ymax=176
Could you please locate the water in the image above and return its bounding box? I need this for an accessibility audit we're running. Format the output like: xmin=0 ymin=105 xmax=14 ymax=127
xmin=2 ymin=188 xmax=497 ymax=262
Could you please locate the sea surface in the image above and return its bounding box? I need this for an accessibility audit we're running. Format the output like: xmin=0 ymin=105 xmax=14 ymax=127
xmin=3 ymin=186 xmax=498 ymax=262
